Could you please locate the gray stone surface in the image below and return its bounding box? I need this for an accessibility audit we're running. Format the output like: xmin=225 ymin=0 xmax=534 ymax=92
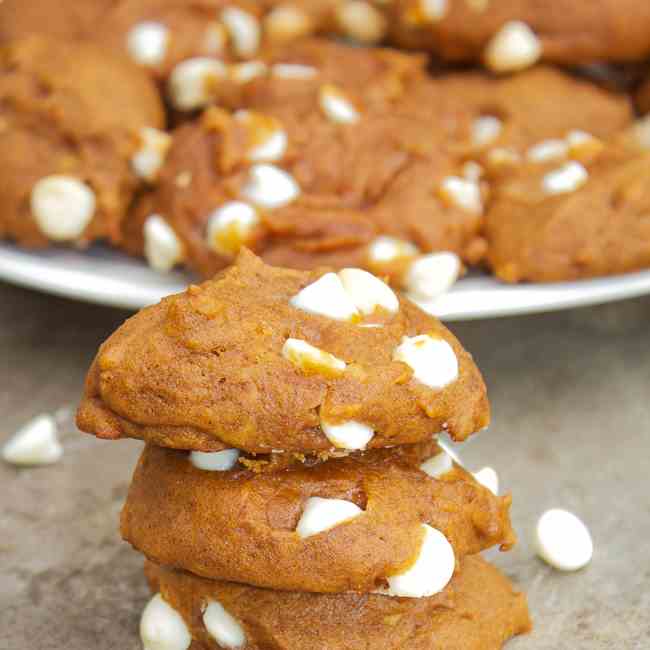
xmin=0 ymin=282 xmax=649 ymax=650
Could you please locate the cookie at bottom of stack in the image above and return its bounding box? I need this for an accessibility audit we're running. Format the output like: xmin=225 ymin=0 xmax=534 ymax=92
xmin=144 ymin=555 xmax=531 ymax=650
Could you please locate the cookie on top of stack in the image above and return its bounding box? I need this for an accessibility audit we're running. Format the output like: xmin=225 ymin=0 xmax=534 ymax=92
xmin=77 ymin=250 xmax=531 ymax=649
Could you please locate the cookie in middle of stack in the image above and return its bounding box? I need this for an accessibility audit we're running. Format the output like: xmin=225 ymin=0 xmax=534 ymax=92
xmin=77 ymin=250 xmax=531 ymax=649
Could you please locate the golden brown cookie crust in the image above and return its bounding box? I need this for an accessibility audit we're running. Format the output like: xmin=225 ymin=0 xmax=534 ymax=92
xmin=77 ymin=251 xmax=490 ymax=452
xmin=146 ymin=555 xmax=532 ymax=650
xmin=0 ymin=36 xmax=165 ymax=247
xmin=122 ymin=441 xmax=514 ymax=592
xmin=486 ymin=144 xmax=650 ymax=283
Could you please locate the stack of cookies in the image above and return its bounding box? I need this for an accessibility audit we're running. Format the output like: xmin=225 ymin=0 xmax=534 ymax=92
xmin=77 ymin=251 xmax=531 ymax=649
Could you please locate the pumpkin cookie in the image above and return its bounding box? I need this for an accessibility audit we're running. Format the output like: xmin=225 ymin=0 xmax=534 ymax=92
xmin=77 ymin=251 xmax=489 ymax=452
xmin=122 ymin=440 xmax=514 ymax=593
xmin=142 ymin=554 xmax=532 ymax=650
xmin=0 ymin=36 xmax=165 ymax=247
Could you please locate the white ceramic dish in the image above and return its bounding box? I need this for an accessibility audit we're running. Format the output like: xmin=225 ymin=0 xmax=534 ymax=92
xmin=1 ymin=241 xmax=649 ymax=320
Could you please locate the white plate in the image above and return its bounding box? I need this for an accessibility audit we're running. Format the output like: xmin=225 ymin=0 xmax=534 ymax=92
xmin=1 ymin=241 xmax=649 ymax=320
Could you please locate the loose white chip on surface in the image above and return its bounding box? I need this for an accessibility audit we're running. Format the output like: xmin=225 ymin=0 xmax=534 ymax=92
xmin=282 ymin=338 xmax=347 ymax=375
xmin=140 ymin=593 xmax=192 ymax=650
xmin=189 ymin=449 xmax=240 ymax=472
xmin=385 ymin=524 xmax=455 ymax=598
xmin=404 ymin=252 xmax=461 ymax=301
xmin=2 ymin=414 xmax=62 ymax=466
xmin=319 ymin=84 xmax=360 ymax=124
xmin=472 ymin=115 xmax=502 ymax=148
xmin=143 ymin=214 xmax=184 ymax=272
xmin=336 ymin=1 xmax=387 ymax=43
xmin=206 ymin=201 xmax=259 ymax=257
xmin=203 ymin=600 xmax=246 ymax=649
xmin=439 ymin=177 xmax=482 ymax=215
xmin=419 ymin=451 xmax=453 ymax=478
xmin=527 ymin=139 xmax=568 ymax=163
xmin=484 ymin=21 xmax=542 ymax=73
xmin=393 ymin=335 xmax=459 ymax=389
xmin=473 ymin=466 xmax=499 ymax=495
xmin=271 ymin=63 xmax=318 ymax=80
xmin=126 ymin=21 xmax=169 ymax=66
xmin=131 ymin=127 xmax=173 ymax=182
xmin=290 ymin=272 xmax=359 ymax=321
xmin=168 ymin=58 xmax=226 ymax=110
xmin=542 ymin=161 xmax=588 ymax=195
xmin=221 ymin=7 xmax=260 ymax=57
xmin=235 ymin=110 xmax=287 ymax=162
xmin=338 ymin=268 xmax=399 ymax=315
xmin=264 ymin=6 xmax=313 ymax=43
xmin=296 ymin=496 xmax=363 ymax=538
xmin=31 ymin=175 xmax=95 ymax=241
xmin=419 ymin=0 xmax=447 ymax=21
xmin=321 ymin=419 xmax=374 ymax=450
xmin=230 ymin=61 xmax=268 ymax=83
xmin=240 ymin=163 xmax=300 ymax=209
xmin=535 ymin=508 xmax=593 ymax=571
xmin=202 ymin=22 xmax=227 ymax=55
xmin=368 ymin=236 xmax=419 ymax=264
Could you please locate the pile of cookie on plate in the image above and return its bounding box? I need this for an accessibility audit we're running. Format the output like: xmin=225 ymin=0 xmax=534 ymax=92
xmin=2 ymin=0 xmax=650 ymax=302
xmin=77 ymin=250 xmax=532 ymax=649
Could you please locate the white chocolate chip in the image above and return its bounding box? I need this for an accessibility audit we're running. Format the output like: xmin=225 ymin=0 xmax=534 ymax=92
xmin=473 ymin=466 xmax=499 ymax=495
xmin=565 ymin=129 xmax=603 ymax=159
xmin=336 ymin=1 xmax=387 ymax=43
xmin=203 ymin=600 xmax=246 ymax=649
xmin=319 ymin=84 xmax=360 ymax=124
xmin=290 ymin=273 xmax=359 ymax=321
xmin=264 ymin=6 xmax=314 ymax=43
xmin=338 ymin=268 xmax=399 ymax=315
xmin=321 ymin=419 xmax=374 ymax=450
xmin=126 ymin=21 xmax=169 ymax=67
xmin=404 ymin=252 xmax=461 ymax=301
xmin=439 ymin=177 xmax=482 ymax=215
xmin=419 ymin=451 xmax=453 ymax=478
xmin=484 ymin=21 xmax=541 ymax=73
xmin=419 ymin=0 xmax=447 ymax=21
xmin=472 ymin=115 xmax=502 ymax=148
xmin=234 ymin=110 xmax=287 ymax=162
xmin=190 ymin=449 xmax=240 ymax=472
xmin=131 ymin=127 xmax=172 ymax=182
xmin=535 ymin=509 xmax=593 ymax=572
xmin=202 ymin=22 xmax=228 ymax=55
xmin=230 ymin=61 xmax=268 ymax=83
xmin=140 ymin=593 xmax=191 ymax=650
xmin=168 ymin=58 xmax=227 ymax=110
xmin=527 ymin=139 xmax=568 ymax=163
xmin=282 ymin=338 xmax=346 ymax=375
xmin=143 ymin=214 xmax=184 ymax=272
xmin=462 ymin=161 xmax=484 ymax=182
xmin=393 ymin=335 xmax=459 ymax=389
xmin=206 ymin=201 xmax=259 ymax=257
xmin=487 ymin=147 xmax=521 ymax=167
xmin=31 ymin=175 xmax=95 ymax=241
xmin=368 ymin=236 xmax=419 ymax=264
xmin=296 ymin=496 xmax=363 ymax=538
xmin=2 ymin=414 xmax=62 ymax=466
xmin=542 ymin=161 xmax=588 ymax=195
xmin=221 ymin=7 xmax=260 ymax=57
xmin=240 ymin=163 xmax=300 ymax=209
xmin=271 ymin=63 xmax=318 ymax=79
xmin=385 ymin=524 xmax=455 ymax=598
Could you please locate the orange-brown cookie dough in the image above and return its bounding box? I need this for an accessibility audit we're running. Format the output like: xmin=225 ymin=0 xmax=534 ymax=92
xmin=122 ymin=440 xmax=514 ymax=592
xmin=355 ymin=0 xmax=650 ymax=69
xmin=486 ymin=143 xmax=650 ymax=282
xmin=77 ymin=251 xmax=489 ymax=452
xmin=0 ymin=36 xmax=165 ymax=247
xmin=0 ymin=0 xmax=117 ymax=45
xmin=144 ymin=555 xmax=531 ymax=650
